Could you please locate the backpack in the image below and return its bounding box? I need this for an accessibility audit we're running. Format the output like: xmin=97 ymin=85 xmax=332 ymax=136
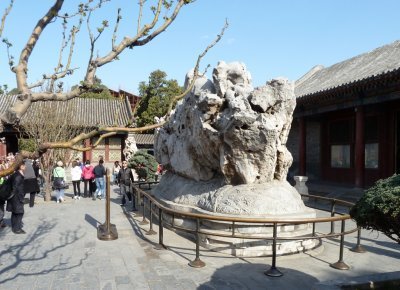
xmin=0 ymin=174 xmax=15 ymax=201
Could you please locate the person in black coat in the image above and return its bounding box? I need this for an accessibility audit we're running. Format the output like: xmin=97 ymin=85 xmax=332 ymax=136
xmin=6 ymin=162 xmax=26 ymax=234
xmin=117 ymin=161 xmax=136 ymax=210
xmin=24 ymin=159 xmax=40 ymax=207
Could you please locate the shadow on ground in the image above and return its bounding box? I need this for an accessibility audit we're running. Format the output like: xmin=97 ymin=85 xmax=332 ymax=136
xmin=0 ymin=217 xmax=87 ymax=284
xmin=197 ymin=263 xmax=319 ymax=290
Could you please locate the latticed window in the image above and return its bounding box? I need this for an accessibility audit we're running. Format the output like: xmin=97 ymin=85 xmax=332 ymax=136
xmin=108 ymin=137 xmax=122 ymax=162
xmin=364 ymin=116 xmax=379 ymax=169
xmin=329 ymin=119 xmax=354 ymax=168
xmin=92 ymin=139 xmax=105 ymax=162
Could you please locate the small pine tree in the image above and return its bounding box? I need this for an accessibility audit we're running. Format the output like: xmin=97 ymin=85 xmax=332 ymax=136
xmin=128 ymin=150 xmax=158 ymax=181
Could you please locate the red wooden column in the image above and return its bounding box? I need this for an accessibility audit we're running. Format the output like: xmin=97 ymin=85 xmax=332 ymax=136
xmin=105 ymin=138 xmax=109 ymax=162
xmin=298 ymin=117 xmax=306 ymax=176
xmin=83 ymin=139 xmax=92 ymax=161
xmin=0 ymin=142 xmax=6 ymax=157
xmin=355 ymin=106 xmax=365 ymax=188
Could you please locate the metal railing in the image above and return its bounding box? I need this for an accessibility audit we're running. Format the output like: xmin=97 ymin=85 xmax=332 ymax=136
xmin=129 ymin=182 xmax=366 ymax=277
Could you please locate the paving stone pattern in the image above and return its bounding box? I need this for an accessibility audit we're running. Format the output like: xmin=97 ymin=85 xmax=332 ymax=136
xmin=0 ymin=186 xmax=399 ymax=290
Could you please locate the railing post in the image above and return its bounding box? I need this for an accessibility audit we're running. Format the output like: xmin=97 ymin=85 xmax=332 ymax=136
xmin=132 ymin=185 xmax=138 ymax=212
xmin=189 ymin=218 xmax=206 ymax=268
xmin=330 ymin=219 xmax=350 ymax=270
xmin=312 ymin=222 xmax=316 ymax=237
xmin=329 ymin=200 xmax=336 ymax=234
xmin=97 ymin=169 xmax=118 ymax=240
xmin=351 ymin=227 xmax=366 ymax=253
xmin=140 ymin=195 xmax=149 ymax=225
xmin=146 ymin=200 xmax=157 ymax=235
xmin=265 ymin=223 xmax=283 ymax=277
xmin=155 ymin=207 xmax=166 ymax=250
xmin=134 ymin=189 xmax=142 ymax=218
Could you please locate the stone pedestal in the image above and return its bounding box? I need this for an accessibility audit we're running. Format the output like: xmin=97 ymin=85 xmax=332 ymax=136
xmin=155 ymin=188 xmax=318 ymax=257
xmin=160 ymin=205 xmax=318 ymax=257
xmin=294 ymin=176 xmax=309 ymax=201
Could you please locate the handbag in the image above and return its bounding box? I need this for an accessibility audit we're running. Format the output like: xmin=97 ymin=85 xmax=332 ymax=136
xmin=52 ymin=170 xmax=68 ymax=189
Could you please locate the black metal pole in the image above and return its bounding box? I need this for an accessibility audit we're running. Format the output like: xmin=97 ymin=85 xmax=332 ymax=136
xmin=146 ymin=200 xmax=156 ymax=235
xmin=155 ymin=207 xmax=166 ymax=250
xmin=134 ymin=189 xmax=142 ymax=217
xmin=189 ymin=218 xmax=206 ymax=268
xmin=330 ymin=200 xmax=336 ymax=234
xmin=351 ymin=227 xmax=366 ymax=253
xmin=97 ymin=169 xmax=118 ymax=240
xmin=312 ymin=222 xmax=316 ymax=237
xmin=330 ymin=219 xmax=350 ymax=270
xmin=140 ymin=195 xmax=149 ymax=225
xmin=265 ymin=223 xmax=283 ymax=277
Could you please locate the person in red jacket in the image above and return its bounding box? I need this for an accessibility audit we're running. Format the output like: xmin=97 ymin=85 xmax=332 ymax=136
xmin=81 ymin=160 xmax=94 ymax=198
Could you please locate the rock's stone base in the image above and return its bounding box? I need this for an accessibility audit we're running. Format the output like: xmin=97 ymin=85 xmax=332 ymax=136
xmin=198 ymin=214 xmax=319 ymax=257
xmin=157 ymin=196 xmax=318 ymax=257
xmin=153 ymin=173 xmax=313 ymax=216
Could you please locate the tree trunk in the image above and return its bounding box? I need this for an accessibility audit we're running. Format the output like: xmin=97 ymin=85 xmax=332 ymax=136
xmin=44 ymin=171 xmax=52 ymax=201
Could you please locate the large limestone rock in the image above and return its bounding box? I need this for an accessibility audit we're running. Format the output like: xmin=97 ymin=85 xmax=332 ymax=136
xmin=153 ymin=61 xmax=303 ymax=216
xmin=123 ymin=133 xmax=138 ymax=161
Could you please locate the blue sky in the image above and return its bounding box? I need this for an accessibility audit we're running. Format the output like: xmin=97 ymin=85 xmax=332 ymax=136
xmin=1 ymin=0 xmax=400 ymax=93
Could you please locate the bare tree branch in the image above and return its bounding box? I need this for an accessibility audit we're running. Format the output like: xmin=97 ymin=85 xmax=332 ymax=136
xmin=86 ymin=10 xmax=108 ymax=77
xmin=56 ymin=0 xmax=111 ymax=20
xmin=137 ymin=0 xmax=145 ymax=34
xmin=166 ymin=19 xmax=229 ymax=115
xmin=84 ymin=0 xmax=187 ymax=84
xmin=1 ymin=0 xmax=194 ymax=126
xmin=0 ymin=0 xmax=14 ymax=38
xmin=29 ymin=24 xmax=81 ymax=91
xmin=112 ymin=8 xmax=121 ymax=50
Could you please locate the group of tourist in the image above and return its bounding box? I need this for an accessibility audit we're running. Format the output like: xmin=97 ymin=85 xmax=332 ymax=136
xmin=0 ymin=157 xmax=41 ymax=234
xmin=0 ymin=152 xmax=17 ymax=171
xmin=0 ymin=155 xmax=153 ymax=234
xmin=58 ymin=158 xmax=106 ymax=202
xmin=57 ymin=158 xmax=136 ymax=207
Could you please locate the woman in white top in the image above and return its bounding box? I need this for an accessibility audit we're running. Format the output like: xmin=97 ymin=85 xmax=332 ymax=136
xmin=113 ymin=161 xmax=121 ymax=185
xmin=71 ymin=160 xmax=83 ymax=199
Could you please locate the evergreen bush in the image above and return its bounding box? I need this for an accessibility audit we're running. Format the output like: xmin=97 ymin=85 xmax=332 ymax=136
xmin=350 ymin=174 xmax=400 ymax=243
xmin=128 ymin=150 xmax=158 ymax=181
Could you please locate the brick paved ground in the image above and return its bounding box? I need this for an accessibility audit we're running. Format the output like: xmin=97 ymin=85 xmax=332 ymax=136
xmin=0 ymin=185 xmax=399 ymax=290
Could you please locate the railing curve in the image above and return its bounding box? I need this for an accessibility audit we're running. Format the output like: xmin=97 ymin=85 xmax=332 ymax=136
xmin=131 ymin=181 xmax=365 ymax=277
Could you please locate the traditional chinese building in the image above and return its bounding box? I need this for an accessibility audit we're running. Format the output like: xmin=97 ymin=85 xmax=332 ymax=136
xmin=0 ymin=95 xmax=154 ymax=164
xmin=288 ymin=40 xmax=400 ymax=188
xmin=109 ymin=89 xmax=141 ymax=112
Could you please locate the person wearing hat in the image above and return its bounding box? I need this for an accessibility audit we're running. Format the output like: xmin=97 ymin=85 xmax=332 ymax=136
xmin=53 ymin=160 xmax=66 ymax=203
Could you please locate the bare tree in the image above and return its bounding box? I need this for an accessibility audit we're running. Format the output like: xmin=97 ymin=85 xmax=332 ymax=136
xmin=1 ymin=0 xmax=198 ymax=124
xmin=0 ymin=0 xmax=228 ymax=176
xmin=20 ymin=101 xmax=89 ymax=201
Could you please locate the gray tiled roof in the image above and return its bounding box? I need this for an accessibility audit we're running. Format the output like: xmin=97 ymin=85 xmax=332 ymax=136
xmin=133 ymin=134 xmax=154 ymax=145
xmin=295 ymin=40 xmax=400 ymax=98
xmin=0 ymin=94 xmax=133 ymax=127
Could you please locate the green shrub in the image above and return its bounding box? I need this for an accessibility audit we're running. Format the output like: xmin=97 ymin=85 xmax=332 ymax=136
xmin=18 ymin=138 xmax=37 ymax=152
xmin=128 ymin=150 xmax=158 ymax=181
xmin=350 ymin=174 xmax=400 ymax=243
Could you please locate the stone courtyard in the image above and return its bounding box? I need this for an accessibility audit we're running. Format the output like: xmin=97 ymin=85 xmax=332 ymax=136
xmin=0 ymin=185 xmax=399 ymax=290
